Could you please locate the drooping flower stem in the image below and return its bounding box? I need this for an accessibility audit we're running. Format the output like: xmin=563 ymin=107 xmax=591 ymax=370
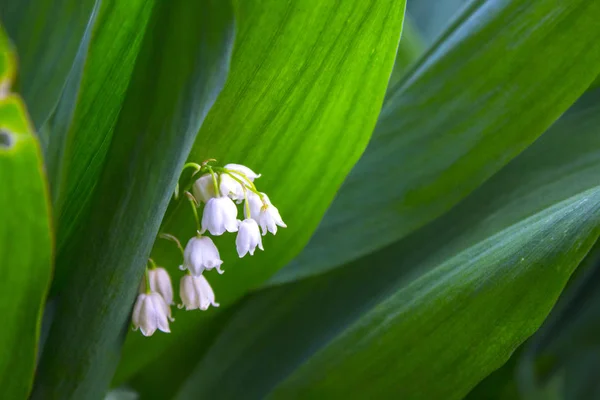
xmin=184 ymin=191 xmax=201 ymax=232
xmin=144 ymin=267 xmax=151 ymax=294
xmin=243 ymin=189 xmax=251 ymax=218
xmin=159 ymin=233 xmax=186 ymax=258
xmin=174 ymin=162 xmax=204 ymax=200
xmin=148 ymin=258 xmax=157 ymax=270
xmin=215 ymin=167 xmax=267 ymax=206
xmin=207 ymin=166 xmax=221 ymax=197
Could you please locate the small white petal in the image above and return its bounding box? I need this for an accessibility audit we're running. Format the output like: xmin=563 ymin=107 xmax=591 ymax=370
xmin=148 ymin=267 xmax=174 ymax=305
xmin=201 ymin=196 xmax=239 ymax=236
xmin=249 ymin=193 xmax=286 ymax=236
xmin=192 ymin=174 xmax=217 ymax=203
xmin=149 ymin=292 xmax=171 ymax=333
xmin=179 ymin=275 xmax=219 ymax=311
xmin=224 ymin=163 xmax=261 ymax=181
xmin=246 ymin=191 xmax=263 ymax=220
xmin=183 ymin=236 xmax=223 ymax=276
xmin=132 ymin=293 xmax=171 ymax=336
xmin=236 ymin=219 xmax=263 ymax=257
xmin=219 ymin=173 xmax=245 ymax=201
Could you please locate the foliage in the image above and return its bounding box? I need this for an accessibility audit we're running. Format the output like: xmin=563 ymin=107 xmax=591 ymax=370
xmin=1 ymin=0 xmax=600 ymax=399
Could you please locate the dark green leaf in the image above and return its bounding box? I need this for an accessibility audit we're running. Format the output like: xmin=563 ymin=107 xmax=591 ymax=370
xmin=31 ymin=1 xmax=235 ymax=398
xmin=175 ymin=101 xmax=600 ymax=399
xmin=115 ymin=0 xmax=406 ymax=382
xmin=272 ymin=0 xmax=600 ymax=284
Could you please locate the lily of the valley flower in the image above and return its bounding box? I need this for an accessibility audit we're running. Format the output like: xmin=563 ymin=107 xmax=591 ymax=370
xmin=182 ymin=235 xmax=224 ymax=275
xmin=147 ymin=267 xmax=174 ymax=305
xmin=246 ymin=192 xmax=287 ymax=236
xmin=179 ymin=274 xmax=219 ymax=310
xmin=224 ymin=163 xmax=261 ymax=181
xmin=236 ymin=218 xmax=263 ymax=257
xmin=201 ymin=196 xmax=238 ymax=235
xmin=219 ymin=174 xmax=245 ymax=201
xmin=132 ymin=292 xmax=172 ymax=337
xmin=219 ymin=164 xmax=261 ymax=202
xmin=192 ymin=173 xmax=216 ymax=203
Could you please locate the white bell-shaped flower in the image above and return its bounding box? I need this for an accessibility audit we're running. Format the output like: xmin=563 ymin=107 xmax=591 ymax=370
xmin=236 ymin=218 xmax=264 ymax=257
xmin=192 ymin=173 xmax=216 ymax=203
xmin=201 ymin=196 xmax=238 ymax=235
xmin=246 ymin=192 xmax=287 ymax=236
xmin=182 ymin=236 xmax=224 ymax=275
xmin=147 ymin=267 xmax=174 ymax=305
xmin=224 ymin=163 xmax=261 ymax=181
xmin=219 ymin=173 xmax=245 ymax=201
xmin=179 ymin=274 xmax=219 ymax=311
xmin=132 ymin=292 xmax=172 ymax=336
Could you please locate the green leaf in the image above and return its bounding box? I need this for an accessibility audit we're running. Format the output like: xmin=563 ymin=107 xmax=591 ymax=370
xmin=0 ymin=0 xmax=97 ymax=129
xmin=115 ymin=0 xmax=407 ymax=383
xmin=31 ymin=1 xmax=235 ymax=398
xmin=174 ymin=101 xmax=600 ymax=399
xmin=0 ymin=30 xmax=53 ymax=400
xmin=50 ymin=0 xmax=155 ymax=291
xmin=272 ymin=0 xmax=600 ymax=285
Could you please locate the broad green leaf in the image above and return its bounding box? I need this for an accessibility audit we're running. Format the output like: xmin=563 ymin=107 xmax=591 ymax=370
xmin=31 ymin=1 xmax=235 ymax=398
xmin=175 ymin=102 xmax=600 ymax=399
xmin=0 ymin=31 xmax=53 ymax=399
xmin=50 ymin=0 xmax=155 ymax=292
xmin=0 ymin=0 xmax=97 ymax=129
xmin=115 ymin=0 xmax=406 ymax=382
xmin=272 ymin=0 xmax=600 ymax=285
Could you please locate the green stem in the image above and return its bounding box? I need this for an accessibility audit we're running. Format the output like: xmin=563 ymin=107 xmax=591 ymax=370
xmin=208 ymin=166 xmax=221 ymax=196
xmin=174 ymin=162 xmax=202 ymax=200
xmin=185 ymin=191 xmax=201 ymax=232
xmin=214 ymin=167 xmax=257 ymax=190
xmin=147 ymin=258 xmax=157 ymax=269
xmin=159 ymin=233 xmax=185 ymax=258
xmin=243 ymin=188 xmax=251 ymax=218
xmin=182 ymin=162 xmax=202 ymax=175
xmin=216 ymin=168 xmax=265 ymax=203
xmin=144 ymin=267 xmax=151 ymax=294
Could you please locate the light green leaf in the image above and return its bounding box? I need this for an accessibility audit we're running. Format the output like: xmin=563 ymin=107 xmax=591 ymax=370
xmin=31 ymin=1 xmax=235 ymax=398
xmin=175 ymin=101 xmax=600 ymax=399
xmin=0 ymin=0 xmax=97 ymax=129
xmin=272 ymin=0 xmax=600 ymax=284
xmin=0 ymin=30 xmax=53 ymax=400
xmin=115 ymin=0 xmax=406 ymax=383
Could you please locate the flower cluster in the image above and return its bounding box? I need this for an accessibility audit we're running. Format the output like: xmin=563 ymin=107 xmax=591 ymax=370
xmin=132 ymin=162 xmax=286 ymax=336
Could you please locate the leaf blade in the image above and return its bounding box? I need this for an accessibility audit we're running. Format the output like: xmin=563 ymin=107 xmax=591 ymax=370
xmin=31 ymin=1 xmax=235 ymax=398
xmin=272 ymin=0 xmax=600 ymax=284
